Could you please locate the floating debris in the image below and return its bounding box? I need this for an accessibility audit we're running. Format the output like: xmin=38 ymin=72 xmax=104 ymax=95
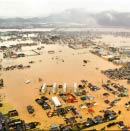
xmin=25 ymin=80 xmax=31 ymax=84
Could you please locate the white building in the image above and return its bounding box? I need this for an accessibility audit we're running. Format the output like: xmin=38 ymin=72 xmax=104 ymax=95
xmin=73 ymin=83 xmax=78 ymax=93
xmin=41 ymin=83 xmax=47 ymax=94
xmin=52 ymin=83 xmax=57 ymax=94
xmin=51 ymin=96 xmax=61 ymax=107
xmin=63 ymin=83 xmax=67 ymax=93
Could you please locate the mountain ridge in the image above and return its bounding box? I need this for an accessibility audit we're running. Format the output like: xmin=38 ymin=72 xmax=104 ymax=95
xmin=0 ymin=9 xmax=130 ymax=28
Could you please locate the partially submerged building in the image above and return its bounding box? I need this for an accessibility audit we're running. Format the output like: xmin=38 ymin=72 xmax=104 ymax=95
xmin=63 ymin=83 xmax=67 ymax=93
xmin=52 ymin=83 xmax=57 ymax=94
xmin=41 ymin=83 xmax=47 ymax=94
xmin=51 ymin=96 xmax=61 ymax=107
xmin=73 ymin=83 xmax=78 ymax=93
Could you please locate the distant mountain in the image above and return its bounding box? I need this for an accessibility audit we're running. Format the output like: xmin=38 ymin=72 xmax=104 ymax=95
xmin=95 ymin=11 xmax=130 ymax=27
xmin=42 ymin=9 xmax=97 ymax=25
xmin=0 ymin=9 xmax=130 ymax=28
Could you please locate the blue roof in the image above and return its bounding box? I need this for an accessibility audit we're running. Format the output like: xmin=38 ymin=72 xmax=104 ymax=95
xmin=51 ymin=123 xmax=57 ymax=128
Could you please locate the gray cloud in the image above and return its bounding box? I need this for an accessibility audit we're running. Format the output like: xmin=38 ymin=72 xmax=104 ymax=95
xmin=0 ymin=0 xmax=130 ymax=17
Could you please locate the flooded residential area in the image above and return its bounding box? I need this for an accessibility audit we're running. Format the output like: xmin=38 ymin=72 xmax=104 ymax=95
xmin=0 ymin=28 xmax=130 ymax=130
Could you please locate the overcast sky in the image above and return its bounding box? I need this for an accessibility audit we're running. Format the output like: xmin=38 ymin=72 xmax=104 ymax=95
xmin=0 ymin=0 xmax=130 ymax=18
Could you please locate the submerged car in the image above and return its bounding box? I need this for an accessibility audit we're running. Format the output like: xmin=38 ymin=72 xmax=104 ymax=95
xmin=117 ymin=121 xmax=125 ymax=129
xmin=8 ymin=110 xmax=19 ymax=117
xmin=118 ymin=93 xmax=128 ymax=97
xmin=41 ymin=96 xmax=49 ymax=101
xmin=35 ymin=98 xmax=44 ymax=105
xmin=86 ymin=118 xmax=94 ymax=127
xmin=107 ymin=122 xmax=117 ymax=128
xmin=27 ymin=105 xmax=34 ymax=114
xmin=42 ymin=102 xmax=51 ymax=110
xmin=26 ymin=122 xmax=39 ymax=130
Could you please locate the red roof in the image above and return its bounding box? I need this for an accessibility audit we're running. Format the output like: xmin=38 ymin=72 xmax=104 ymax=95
xmin=88 ymin=108 xmax=95 ymax=113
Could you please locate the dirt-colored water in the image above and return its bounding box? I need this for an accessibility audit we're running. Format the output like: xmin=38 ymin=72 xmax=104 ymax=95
xmin=1 ymin=35 xmax=130 ymax=130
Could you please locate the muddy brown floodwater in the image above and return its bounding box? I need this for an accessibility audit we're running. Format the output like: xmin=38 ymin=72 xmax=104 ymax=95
xmin=2 ymin=43 xmax=130 ymax=130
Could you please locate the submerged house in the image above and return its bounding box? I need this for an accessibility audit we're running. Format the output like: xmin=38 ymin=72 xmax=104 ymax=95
xmin=119 ymin=46 xmax=130 ymax=57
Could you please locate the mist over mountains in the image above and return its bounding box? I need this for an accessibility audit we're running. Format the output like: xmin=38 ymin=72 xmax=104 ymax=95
xmin=0 ymin=9 xmax=130 ymax=28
